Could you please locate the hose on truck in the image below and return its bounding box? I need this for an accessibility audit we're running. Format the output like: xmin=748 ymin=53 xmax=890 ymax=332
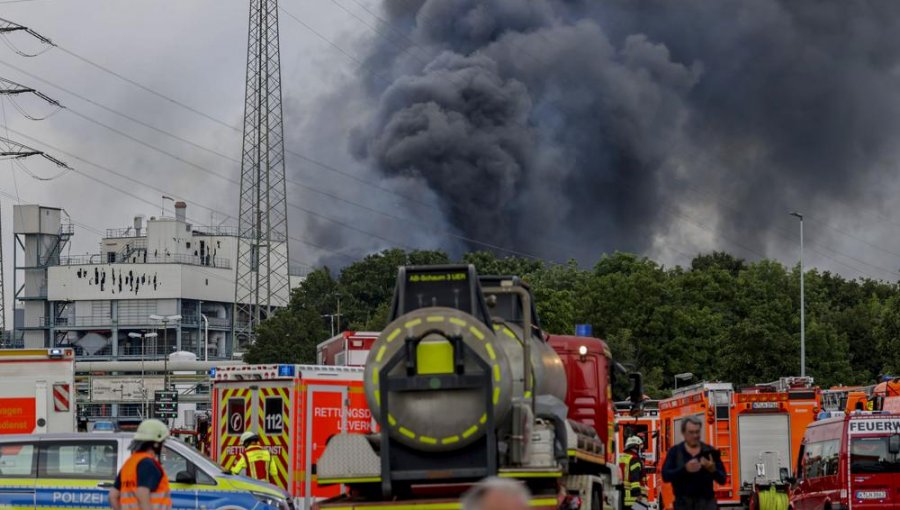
xmin=757 ymin=486 xmax=789 ymax=510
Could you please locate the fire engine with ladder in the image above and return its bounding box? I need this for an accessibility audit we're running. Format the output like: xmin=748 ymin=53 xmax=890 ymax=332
xmin=657 ymin=377 xmax=820 ymax=509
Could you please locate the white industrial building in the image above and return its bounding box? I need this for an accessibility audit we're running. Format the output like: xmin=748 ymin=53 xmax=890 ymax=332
xmin=13 ymin=202 xmax=303 ymax=360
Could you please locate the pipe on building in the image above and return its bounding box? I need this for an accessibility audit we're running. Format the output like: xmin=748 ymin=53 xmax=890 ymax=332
xmin=75 ymin=359 xmax=244 ymax=372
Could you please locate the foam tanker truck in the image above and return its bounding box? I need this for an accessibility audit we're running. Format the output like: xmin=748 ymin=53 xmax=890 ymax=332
xmin=314 ymin=265 xmax=643 ymax=510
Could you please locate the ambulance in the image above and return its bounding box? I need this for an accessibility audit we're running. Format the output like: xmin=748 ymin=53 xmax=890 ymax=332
xmin=0 ymin=348 xmax=76 ymax=435
xmin=211 ymin=364 xmax=373 ymax=509
xmin=615 ymin=400 xmax=661 ymax=509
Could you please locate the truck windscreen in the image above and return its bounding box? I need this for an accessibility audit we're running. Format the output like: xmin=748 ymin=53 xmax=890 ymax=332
xmin=851 ymin=437 xmax=900 ymax=473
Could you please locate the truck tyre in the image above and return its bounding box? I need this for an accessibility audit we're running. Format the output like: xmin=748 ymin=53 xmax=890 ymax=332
xmin=591 ymin=485 xmax=602 ymax=510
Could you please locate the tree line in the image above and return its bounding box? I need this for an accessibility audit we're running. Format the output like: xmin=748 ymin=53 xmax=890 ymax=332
xmin=245 ymin=249 xmax=900 ymax=397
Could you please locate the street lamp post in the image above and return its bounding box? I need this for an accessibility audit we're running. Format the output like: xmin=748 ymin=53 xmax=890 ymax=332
xmin=674 ymin=372 xmax=694 ymax=390
xmin=128 ymin=331 xmax=157 ymax=418
xmin=200 ymin=314 xmax=209 ymax=362
xmin=790 ymin=212 xmax=805 ymax=377
xmin=149 ymin=314 xmax=182 ymax=390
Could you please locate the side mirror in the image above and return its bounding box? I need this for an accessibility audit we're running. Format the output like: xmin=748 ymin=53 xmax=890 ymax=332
xmin=175 ymin=471 xmax=196 ymax=484
xmin=779 ymin=468 xmax=790 ymax=482
xmin=889 ymin=434 xmax=900 ymax=455
xmin=783 ymin=476 xmax=796 ymax=486
xmin=629 ymin=372 xmax=643 ymax=410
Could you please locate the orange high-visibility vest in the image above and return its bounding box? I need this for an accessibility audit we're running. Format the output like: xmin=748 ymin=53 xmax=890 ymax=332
xmin=118 ymin=451 xmax=171 ymax=510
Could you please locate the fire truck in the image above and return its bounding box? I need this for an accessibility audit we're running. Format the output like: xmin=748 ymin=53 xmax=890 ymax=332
xmin=210 ymin=364 xmax=373 ymax=509
xmin=317 ymin=331 xmax=378 ymax=366
xmin=615 ymin=400 xmax=660 ymax=509
xmin=658 ymin=377 xmax=820 ymax=509
xmin=0 ymin=348 xmax=76 ymax=435
xmin=312 ymin=266 xmax=643 ymax=510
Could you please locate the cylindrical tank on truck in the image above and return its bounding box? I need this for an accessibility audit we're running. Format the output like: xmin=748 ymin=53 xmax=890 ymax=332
xmin=314 ymin=265 xmax=643 ymax=510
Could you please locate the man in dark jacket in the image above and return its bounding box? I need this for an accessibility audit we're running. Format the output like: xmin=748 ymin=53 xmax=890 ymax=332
xmin=661 ymin=416 xmax=727 ymax=510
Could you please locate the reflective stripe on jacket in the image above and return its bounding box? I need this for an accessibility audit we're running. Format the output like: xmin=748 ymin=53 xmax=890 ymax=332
xmin=618 ymin=452 xmax=644 ymax=505
xmin=230 ymin=444 xmax=277 ymax=482
xmin=118 ymin=451 xmax=171 ymax=510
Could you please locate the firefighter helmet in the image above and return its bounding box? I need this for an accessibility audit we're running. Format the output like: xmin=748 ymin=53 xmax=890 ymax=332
xmin=625 ymin=436 xmax=643 ymax=450
xmin=240 ymin=431 xmax=260 ymax=445
xmin=133 ymin=419 xmax=170 ymax=443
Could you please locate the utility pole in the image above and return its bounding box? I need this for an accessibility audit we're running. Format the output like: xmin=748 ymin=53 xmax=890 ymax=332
xmin=234 ymin=0 xmax=291 ymax=349
xmin=790 ymin=212 xmax=805 ymax=377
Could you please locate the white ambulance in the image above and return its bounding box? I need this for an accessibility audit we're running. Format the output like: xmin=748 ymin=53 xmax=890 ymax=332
xmin=210 ymin=364 xmax=372 ymax=509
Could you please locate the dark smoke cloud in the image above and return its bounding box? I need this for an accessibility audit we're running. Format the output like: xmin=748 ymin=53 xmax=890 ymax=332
xmin=307 ymin=0 xmax=900 ymax=271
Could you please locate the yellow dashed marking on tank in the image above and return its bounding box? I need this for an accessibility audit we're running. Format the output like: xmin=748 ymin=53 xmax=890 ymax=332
xmin=399 ymin=426 xmax=416 ymax=439
xmin=404 ymin=318 xmax=423 ymax=329
xmin=375 ymin=392 xmax=381 ymax=406
xmin=450 ymin=318 xmax=467 ymax=327
xmin=493 ymin=364 xmax=501 ymax=382
xmin=524 ymin=391 xmax=533 ymax=399
xmin=375 ymin=345 xmax=387 ymax=362
xmin=387 ymin=328 xmax=402 ymax=343
xmin=493 ymin=325 xmax=500 ymax=331
xmin=485 ymin=343 xmax=496 ymax=360
xmin=469 ymin=326 xmax=485 ymax=340
xmin=426 ymin=316 xmax=445 ymax=323
xmin=441 ymin=435 xmax=460 ymax=445
xmin=388 ymin=414 xmax=397 ymax=426
xmin=462 ymin=425 xmax=479 ymax=438
xmin=493 ymin=387 xmax=500 ymax=404
xmin=479 ymin=413 xmax=487 ymax=425
xmin=502 ymin=327 xmax=517 ymax=340
xmin=372 ymin=371 xmax=379 ymax=385
xmin=419 ymin=436 xmax=437 ymax=445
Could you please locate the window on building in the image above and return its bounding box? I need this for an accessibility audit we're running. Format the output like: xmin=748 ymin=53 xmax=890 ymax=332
xmin=107 ymin=252 xmax=116 ymax=263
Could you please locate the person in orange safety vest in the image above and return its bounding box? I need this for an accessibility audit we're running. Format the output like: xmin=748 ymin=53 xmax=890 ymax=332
xmin=110 ymin=418 xmax=172 ymax=510
xmin=230 ymin=431 xmax=278 ymax=483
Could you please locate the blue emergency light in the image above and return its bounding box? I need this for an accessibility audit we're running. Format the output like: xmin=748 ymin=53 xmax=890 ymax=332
xmin=278 ymin=365 xmax=296 ymax=377
xmin=208 ymin=367 xmax=216 ymax=377
xmin=575 ymin=324 xmax=592 ymax=337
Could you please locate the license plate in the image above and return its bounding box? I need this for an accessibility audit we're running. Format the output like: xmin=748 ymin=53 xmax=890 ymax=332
xmin=856 ymin=490 xmax=887 ymax=500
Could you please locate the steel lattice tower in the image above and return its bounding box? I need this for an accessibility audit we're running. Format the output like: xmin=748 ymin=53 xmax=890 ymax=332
xmin=234 ymin=0 xmax=291 ymax=348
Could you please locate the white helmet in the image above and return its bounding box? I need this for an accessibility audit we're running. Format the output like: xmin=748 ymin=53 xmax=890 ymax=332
xmin=240 ymin=431 xmax=260 ymax=445
xmin=133 ymin=419 xmax=169 ymax=443
xmin=625 ymin=436 xmax=643 ymax=450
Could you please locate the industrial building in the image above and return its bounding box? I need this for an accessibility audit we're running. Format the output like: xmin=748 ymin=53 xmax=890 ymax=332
xmin=13 ymin=202 xmax=303 ymax=360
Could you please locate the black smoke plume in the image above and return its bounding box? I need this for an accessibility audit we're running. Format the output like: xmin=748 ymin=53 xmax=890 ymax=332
xmin=303 ymin=0 xmax=900 ymax=270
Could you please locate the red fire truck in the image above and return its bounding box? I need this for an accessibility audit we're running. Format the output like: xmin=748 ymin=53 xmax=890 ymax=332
xmin=316 ymin=331 xmax=378 ymax=366
xmin=210 ymin=364 xmax=373 ymax=509
xmin=658 ymin=378 xmax=820 ymax=508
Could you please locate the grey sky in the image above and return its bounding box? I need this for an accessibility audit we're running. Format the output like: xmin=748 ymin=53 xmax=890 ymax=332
xmin=1 ymin=0 xmax=899 ymax=332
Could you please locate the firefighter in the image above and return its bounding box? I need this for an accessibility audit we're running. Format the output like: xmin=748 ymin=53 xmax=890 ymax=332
xmin=110 ymin=419 xmax=172 ymax=510
xmin=618 ymin=436 xmax=648 ymax=509
xmin=230 ymin=431 xmax=277 ymax=483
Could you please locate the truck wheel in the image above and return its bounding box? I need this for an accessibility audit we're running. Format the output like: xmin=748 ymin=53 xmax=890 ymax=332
xmin=591 ymin=486 xmax=602 ymax=510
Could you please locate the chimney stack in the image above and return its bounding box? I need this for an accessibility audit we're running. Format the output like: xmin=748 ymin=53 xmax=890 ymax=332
xmin=175 ymin=201 xmax=186 ymax=223
xmin=134 ymin=215 xmax=143 ymax=236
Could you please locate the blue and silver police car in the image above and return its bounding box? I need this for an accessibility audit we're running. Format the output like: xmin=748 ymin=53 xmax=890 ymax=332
xmin=0 ymin=432 xmax=292 ymax=510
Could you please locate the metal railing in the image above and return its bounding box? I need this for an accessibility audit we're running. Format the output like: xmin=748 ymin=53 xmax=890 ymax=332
xmin=59 ymin=253 xmax=231 ymax=269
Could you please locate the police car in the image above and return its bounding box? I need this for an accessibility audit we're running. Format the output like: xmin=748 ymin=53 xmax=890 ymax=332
xmin=0 ymin=432 xmax=293 ymax=509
